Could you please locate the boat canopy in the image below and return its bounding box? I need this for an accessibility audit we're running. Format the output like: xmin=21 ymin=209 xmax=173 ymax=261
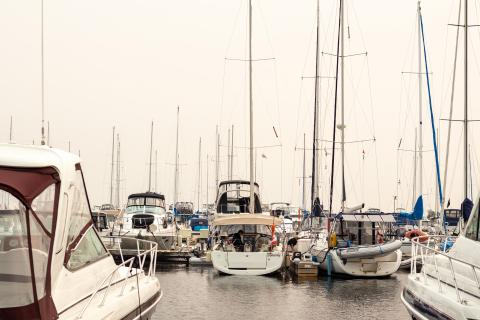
xmin=0 ymin=144 xmax=110 ymax=320
xmin=127 ymin=192 xmax=165 ymax=208
xmin=213 ymin=214 xmax=282 ymax=226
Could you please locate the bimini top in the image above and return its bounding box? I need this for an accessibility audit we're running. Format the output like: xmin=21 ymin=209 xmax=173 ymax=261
xmin=218 ymin=180 xmax=259 ymax=187
xmin=213 ymin=214 xmax=282 ymax=226
xmin=0 ymin=143 xmax=80 ymax=172
xmin=128 ymin=192 xmax=165 ymax=200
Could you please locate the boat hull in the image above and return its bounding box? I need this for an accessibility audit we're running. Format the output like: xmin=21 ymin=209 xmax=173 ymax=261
xmin=211 ymin=251 xmax=284 ymax=276
xmin=319 ymin=248 xmax=402 ymax=277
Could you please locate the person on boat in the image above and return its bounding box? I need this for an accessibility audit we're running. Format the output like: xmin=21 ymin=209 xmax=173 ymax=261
xmin=232 ymin=230 xmax=245 ymax=251
xmin=287 ymin=236 xmax=298 ymax=251
xmin=312 ymin=197 xmax=322 ymax=217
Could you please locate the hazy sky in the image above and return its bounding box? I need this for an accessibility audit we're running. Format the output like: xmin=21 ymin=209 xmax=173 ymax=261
xmin=1 ymin=0 xmax=479 ymax=212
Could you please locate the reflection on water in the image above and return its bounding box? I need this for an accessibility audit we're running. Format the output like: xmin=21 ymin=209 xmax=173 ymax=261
xmin=153 ymin=266 xmax=410 ymax=320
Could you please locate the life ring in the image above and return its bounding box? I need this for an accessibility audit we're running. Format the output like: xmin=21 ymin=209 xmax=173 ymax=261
xmin=405 ymin=230 xmax=429 ymax=243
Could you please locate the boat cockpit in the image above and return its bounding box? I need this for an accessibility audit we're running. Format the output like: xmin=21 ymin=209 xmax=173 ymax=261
xmin=213 ymin=224 xmax=276 ymax=252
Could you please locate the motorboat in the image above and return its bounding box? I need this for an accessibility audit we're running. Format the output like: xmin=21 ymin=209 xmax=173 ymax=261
xmin=210 ymin=214 xmax=285 ymax=276
xmin=401 ymin=194 xmax=480 ymax=319
xmin=214 ymin=180 xmax=263 ymax=215
xmin=0 ymin=144 xmax=161 ymax=319
xmin=319 ymin=211 xmax=402 ymax=277
xmin=114 ymin=192 xmax=178 ymax=251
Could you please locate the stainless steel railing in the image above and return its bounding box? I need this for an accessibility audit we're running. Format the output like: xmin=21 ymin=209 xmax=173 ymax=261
xmin=77 ymin=237 xmax=158 ymax=319
xmin=410 ymin=235 xmax=480 ymax=304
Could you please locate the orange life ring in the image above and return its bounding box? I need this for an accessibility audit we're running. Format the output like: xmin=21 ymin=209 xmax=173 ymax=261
xmin=405 ymin=230 xmax=429 ymax=243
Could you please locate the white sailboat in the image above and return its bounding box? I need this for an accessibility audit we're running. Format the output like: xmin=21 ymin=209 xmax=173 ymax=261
xmin=0 ymin=144 xmax=162 ymax=319
xmin=210 ymin=0 xmax=285 ymax=276
xmin=317 ymin=0 xmax=402 ymax=277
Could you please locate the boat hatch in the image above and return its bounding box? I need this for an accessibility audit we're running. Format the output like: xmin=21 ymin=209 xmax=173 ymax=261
xmin=0 ymin=166 xmax=60 ymax=319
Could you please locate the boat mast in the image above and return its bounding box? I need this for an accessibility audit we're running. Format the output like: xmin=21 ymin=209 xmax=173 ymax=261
xmin=303 ymin=133 xmax=307 ymax=209
xmin=311 ymin=0 xmax=320 ymax=212
xmin=116 ymin=134 xmax=121 ymax=208
xmin=215 ymin=125 xmax=219 ymax=189
xmin=206 ymin=154 xmax=209 ymax=212
xmin=155 ymin=149 xmax=158 ymax=192
xmin=248 ymin=0 xmax=255 ymax=214
xmin=441 ymin=0 xmax=462 ymax=215
xmin=340 ymin=0 xmax=346 ymax=211
xmin=174 ymin=106 xmax=180 ymax=204
xmin=464 ymin=0 xmax=469 ymax=200
xmin=110 ymin=126 xmax=115 ymax=204
xmin=328 ymin=0 xmax=343 ymax=216
xmin=413 ymin=129 xmax=417 ymax=207
xmin=227 ymin=127 xmax=231 ymax=179
xmin=148 ymin=121 xmax=154 ymax=192
xmin=417 ymin=1 xmax=423 ymax=203
xmin=197 ymin=137 xmax=202 ymax=211
xmin=230 ymin=125 xmax=234 ymax=180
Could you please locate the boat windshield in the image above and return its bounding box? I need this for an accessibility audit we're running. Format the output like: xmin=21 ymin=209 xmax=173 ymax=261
xmin=125 ymin=205 xmax=165 ymax=215
xmin=0 ymin=167 xmax=59 ymax=313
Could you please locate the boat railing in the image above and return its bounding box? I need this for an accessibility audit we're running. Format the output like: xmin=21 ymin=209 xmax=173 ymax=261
xmin=77 ymin=237 xmax=158 ymax=319
xmin=411 ymin=235 xmax=480 ymax=304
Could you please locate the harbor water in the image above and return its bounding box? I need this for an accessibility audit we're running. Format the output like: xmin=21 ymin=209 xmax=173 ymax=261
xmin=153 ymin=266 xmax=410 ymax=320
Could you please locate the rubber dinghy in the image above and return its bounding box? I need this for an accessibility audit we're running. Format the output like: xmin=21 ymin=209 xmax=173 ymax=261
xmin=336 ymin=240 xmax=402 ymax=259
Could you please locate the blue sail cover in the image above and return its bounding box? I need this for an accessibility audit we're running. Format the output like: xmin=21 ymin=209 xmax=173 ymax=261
xmin=462 ymin=198 xmax=473 ymax=222
xmin=396 ymin=196 xmax=424 ymax=225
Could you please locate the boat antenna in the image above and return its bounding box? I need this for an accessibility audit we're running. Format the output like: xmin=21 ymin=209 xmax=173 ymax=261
xmin=248 ymin=0 xmax=255 ymax=214
xmin=328 ymin=0 xmax=343 ymax=217
xmin=9 ymin=116 xmax=12 ymax=143
xmin=148 ymin=121 xmax=154 ymax=192
xmin=40 ymin=0 xmax=46 ymax=145
xmin=311 ymin=0 xmax=320 ymax=213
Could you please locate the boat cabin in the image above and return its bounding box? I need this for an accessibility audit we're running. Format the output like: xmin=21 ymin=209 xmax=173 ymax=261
xmin=333 ymin=212 xmax=397 ymax=246
xmin=215 ymin=180 xmax=262 ymax=214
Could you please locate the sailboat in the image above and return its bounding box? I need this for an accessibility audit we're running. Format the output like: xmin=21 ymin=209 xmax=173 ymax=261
xmin=402 ymin=1 xmax=480 ymax=318
xmin=210 ymin=0 xmax=285 ymax=276
xmin=316 ymin=0 xmax=402 ymax=277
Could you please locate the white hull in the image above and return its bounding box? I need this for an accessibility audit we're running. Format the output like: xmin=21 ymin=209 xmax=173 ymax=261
xmin=402 ymin=236 xmax=480 ymax=320
xmin=211 ymin=251 xmax=284 ymax=276
xmin=319 ymin=249 xmax=402 ymax=277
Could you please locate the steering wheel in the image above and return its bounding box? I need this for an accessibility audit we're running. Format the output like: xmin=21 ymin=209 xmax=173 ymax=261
xmin=254 ymin=235 xmax=270 ymax=250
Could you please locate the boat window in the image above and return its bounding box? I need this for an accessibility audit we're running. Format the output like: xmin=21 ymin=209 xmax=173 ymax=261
xmin=66 ymin=226 xmax=108 ymax=270
xmin=67 ymin=171 xmax=92 ymax=247
xmin=128 ymin=197 xmax=145 ymax=206
xmin=145 ymin=198 xmax=164 ymax=207
xmin=465 ymin=203 xmax=480 ymax=241
xmin=31 ymin=183 xmax=56 ymax=233
xmin=0 ymin=189 xmax=51 ymax=308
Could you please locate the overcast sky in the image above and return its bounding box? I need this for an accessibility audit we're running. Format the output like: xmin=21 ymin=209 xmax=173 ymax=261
xmin=0 ymin=0 xmax=479 ymax=212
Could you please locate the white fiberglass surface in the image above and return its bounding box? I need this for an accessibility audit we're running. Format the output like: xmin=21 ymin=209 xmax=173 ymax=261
xmin=0 ymin=189 xmax=52 ymax=307
xmin=126 ymin=205 xmax=165 ymax=215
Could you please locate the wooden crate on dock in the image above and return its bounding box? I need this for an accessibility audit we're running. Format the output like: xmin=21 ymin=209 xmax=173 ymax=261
xmin=291 ymin=260 xmax=319 ymax=277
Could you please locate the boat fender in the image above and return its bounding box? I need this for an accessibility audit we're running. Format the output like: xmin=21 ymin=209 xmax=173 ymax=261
xmin=328 ymin=232 xmax=337 ymax=249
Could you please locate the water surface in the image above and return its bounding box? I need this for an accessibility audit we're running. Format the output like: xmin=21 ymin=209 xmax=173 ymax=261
xmin=153 ymin=266 xmax=410 ymax=320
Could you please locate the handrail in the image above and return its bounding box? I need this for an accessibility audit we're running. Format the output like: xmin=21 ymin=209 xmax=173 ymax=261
xmin=76 ymin=237 xmax=158 ymax=319
xmin=410 ymin=235 xmax=480 ymax=304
